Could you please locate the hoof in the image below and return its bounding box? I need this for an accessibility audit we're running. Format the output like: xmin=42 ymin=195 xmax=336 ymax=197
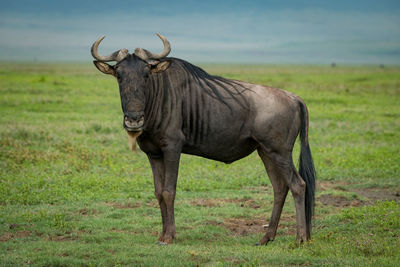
xmin=256 ymin=236 xmax=272 ymax=246
xmin=157 ymin=241 xmax=168 ymax=246
xmin=296 ymin=236 xmax=307 ymax=245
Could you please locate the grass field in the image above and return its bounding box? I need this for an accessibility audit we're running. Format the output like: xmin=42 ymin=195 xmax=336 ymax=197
xmin=0 ymin=62 xmax=399 ymax=266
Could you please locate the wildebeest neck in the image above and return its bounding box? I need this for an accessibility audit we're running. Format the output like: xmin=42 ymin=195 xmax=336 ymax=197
xmin=143 ymin=58 xmax=251 ymax=143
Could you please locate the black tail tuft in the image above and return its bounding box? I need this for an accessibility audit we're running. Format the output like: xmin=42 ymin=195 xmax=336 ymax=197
xmin=298 ymin=101 xmax=316 ymax=239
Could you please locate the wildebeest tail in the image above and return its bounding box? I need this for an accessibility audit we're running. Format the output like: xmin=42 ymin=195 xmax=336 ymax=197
xmin=298 ymin=100 xmax=316 ymax=239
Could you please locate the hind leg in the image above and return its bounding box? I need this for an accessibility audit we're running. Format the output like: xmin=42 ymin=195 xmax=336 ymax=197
xmin=274 ymin=155 xmax=307 ymax=243
xmin=289 ymin=167 xmax=308 ymax=243
xmin=263 ymin=150 xmax=308 ymax=243
xmin=257 ymin=148 xmax=289 ymax=245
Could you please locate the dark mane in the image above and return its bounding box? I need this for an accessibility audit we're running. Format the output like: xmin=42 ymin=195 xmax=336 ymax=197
xmin=165 ymin=58 xmax=249 ymax=109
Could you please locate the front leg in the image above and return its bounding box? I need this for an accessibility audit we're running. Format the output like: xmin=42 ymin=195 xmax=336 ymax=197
xmin=160 ymin=147 xmax=181 ymax=244
xmin=147 ymin=156 xmax=168 ymax=242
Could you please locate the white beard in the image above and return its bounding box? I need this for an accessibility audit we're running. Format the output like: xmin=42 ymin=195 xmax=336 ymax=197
xmin=127 ymin=131 xmax=142 ymax=151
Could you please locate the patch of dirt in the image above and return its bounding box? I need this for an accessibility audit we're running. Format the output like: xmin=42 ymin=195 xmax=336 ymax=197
xmin=44 ymin=234 xmax=79 ymax=242
xmin=189 ymin=198 xmax=261 ymax=209
xmin=352 ymin=188 xmax=400 ymax=202
xmin=150 ymin=231 xmax=159 ymax=237
xmin=318 ymin=195 xmax=363 ymax=207
xmin=0 ymin=230 xmax=31 ymax=242
xmin=0 ymin=233 xmax=12 ymax=242
xmin=77 ymin=208 xmax=99 ymax=216
xmin=188 ymin=182 xmax=399 ymax=211
xmin=145 ymin=201 xmax=159 ymax=208
xmin=106 ymin=202 xmax=141 ymax=209
xmin=208 ymin=215 xmax=297 ymax=236
xmin=110 ymin=228 xmax=136 ymax=235
xmin=15 ymin=230 xmax=31 ymax=238
xmin=317 ymin=181 xmax=400 ymax=208
xmin=208 ymin=218 xmax=266 ymax=236
xmin=317 ymin=181 xmax=359 ymax=192
xmin=40 ymin=230 xmax=89 ymax=242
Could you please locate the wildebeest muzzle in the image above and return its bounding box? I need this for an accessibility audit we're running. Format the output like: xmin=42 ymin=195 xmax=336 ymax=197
xmin=124 ymin=111 xmax=144 ymax=132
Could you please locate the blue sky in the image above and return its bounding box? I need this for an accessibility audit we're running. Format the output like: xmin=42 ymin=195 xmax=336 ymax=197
xmin=0 ymin=0 xmax=399 ymax=64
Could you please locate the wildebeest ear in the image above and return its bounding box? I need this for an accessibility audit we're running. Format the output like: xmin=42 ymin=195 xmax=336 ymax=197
xmin=150 ymin=60 xmax=171 ymax=73
xmin=93 ymin=61 xmax=116 ymax=76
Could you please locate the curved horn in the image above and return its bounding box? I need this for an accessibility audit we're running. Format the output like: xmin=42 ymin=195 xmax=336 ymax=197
xmin=91 ymin=35 xmax=129 ymax=62
xmin=134 ymin=33 xmax=171 ymax=61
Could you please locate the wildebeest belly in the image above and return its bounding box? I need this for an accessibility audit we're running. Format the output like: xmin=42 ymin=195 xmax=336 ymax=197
xmin=182 ymin=135 xmax=259 ymax=163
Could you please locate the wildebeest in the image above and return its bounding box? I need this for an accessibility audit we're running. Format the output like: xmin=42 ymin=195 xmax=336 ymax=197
xmin=91 ymin=34 xmax=316 ymax=245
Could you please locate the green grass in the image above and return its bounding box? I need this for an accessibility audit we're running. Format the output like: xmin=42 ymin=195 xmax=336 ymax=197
xmin=1 ymin=62 xmax=399 ymax=266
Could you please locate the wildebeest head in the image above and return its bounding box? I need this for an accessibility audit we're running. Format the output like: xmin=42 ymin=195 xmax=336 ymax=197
xmin=91 ymin=34 xmax=171 ymax=135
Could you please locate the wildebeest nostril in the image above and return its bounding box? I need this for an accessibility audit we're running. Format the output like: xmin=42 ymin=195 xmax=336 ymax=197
xmin=123 ymin=116 xmax=129 ymax=125
xmin=124 ymin=116 xmax=133 ymax=123
xmin=125 ymin=111 xmax=144 ymax=121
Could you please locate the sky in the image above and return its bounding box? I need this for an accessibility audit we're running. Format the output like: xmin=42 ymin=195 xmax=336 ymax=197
xmin=0 ymin=0 xmax=399 ymax=64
